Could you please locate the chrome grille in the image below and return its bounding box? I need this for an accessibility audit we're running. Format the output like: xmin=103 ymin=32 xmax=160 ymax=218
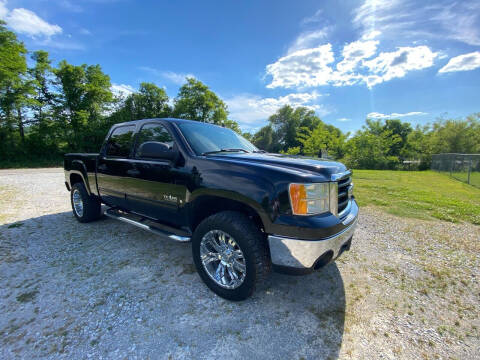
xmin=337 ymin=176 xmax=352 ymax=214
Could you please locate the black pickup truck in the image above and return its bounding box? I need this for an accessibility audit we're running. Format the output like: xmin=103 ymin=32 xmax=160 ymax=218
xmin=64 ymin=118 xmax=358 ymax=300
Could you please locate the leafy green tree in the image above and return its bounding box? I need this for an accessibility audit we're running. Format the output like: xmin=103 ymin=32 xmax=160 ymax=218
xmin=173 ymin=77 xmax=228 ymax=124
xmin=343 ymin=128 xmax=400 ymax=169
xmin=296 ymin=122 xmax=347 ymax=158
xmin=26 ymin=50 xmax=60 ymax=154
xmin=123 ymin=82 xmax=171 ymax=120
xmin=0 ymin=20 xmax=28 ymax=155
xmin=268 ymin=105 xmax=322 ymax=152
xmin=54 ymin=60 xmax=112 ymax=150
xmin=430 ymin=115 xmax=480 ymax=154
xmin=253 ymin=125 xmax=277 ymax=152
xmin=382 ymin=119 xmax=412 ymax=158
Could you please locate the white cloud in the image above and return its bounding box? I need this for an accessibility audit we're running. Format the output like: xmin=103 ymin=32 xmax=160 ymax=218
xmin=363 ymin=46 xmax=438 ymax=86
xmin=139 ymin=67 xmax=194 ymax=85
xmin=266 ymin=39 xmax=438 ymax=89
xmin=226 ymin=92 xmax=329 ymax=127
xmin=301 ymin=9 xmax=324 ymax=25
xmin=160 ymin=71 xmax=195 ymax=85
xmin=362 ymin=30 xmax=381 ymax=40
xmin=353 ymin=0 xmax=480 ymax=46
xmin=438 ymin=51 xmax=480 ymax=73
xmin=111 ymin=84 xmax=135 ymax=98
xmin=336 ymin=39 xmax=379 ymax=73
xmin=34 ymin=37 xmax=84 ymax=50
xmin=288 ymin=28 xmax=331 ymax=53
xmin=337 ymin=118 xmax=351 ymax=122
xmin=367 ymin=111 xmax=427 ymax=119
xmin=0 ymin=1 xmax=7 ymax=18
xmin=0 ymin=2 xmax=62 ymax=38
xmin=266 ymin=44 xmax=335 ymax=88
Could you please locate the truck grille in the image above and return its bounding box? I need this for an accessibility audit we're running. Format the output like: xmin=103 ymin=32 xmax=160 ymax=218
xmin=337 ymin=176 xmax=352 ymax=214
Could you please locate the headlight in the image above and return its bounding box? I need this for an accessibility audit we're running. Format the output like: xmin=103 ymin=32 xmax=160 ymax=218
xmin=289 ymin=183 xmax=338 ymax=216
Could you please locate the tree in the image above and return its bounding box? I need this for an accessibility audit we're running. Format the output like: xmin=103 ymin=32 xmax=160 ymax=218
xmin=430 ymin=115 xmax=480 ymax=154
xmin=123 ymin=82 xmax=171 ymax=120
xmin=54 ymin=60 xmax=112 ymax=151
xmin=343 ymin=129 xmax=400 ymax=170
xmin=267 ymin=105 xmax=322 ymax=152
xmin=296 ymin=122 xmax=347 ymax=158
xmin=382 ymin=119 xmax=412 ymax=158
xmin=253 ymin=125 xmax=276 ymax=152
xmin=173 ymin=77 xmax=228 ymax=124
xmin=26 ymin=50 xmax=59 ymax=153
xmin=0 ymin=20 xmax=28 ymax=155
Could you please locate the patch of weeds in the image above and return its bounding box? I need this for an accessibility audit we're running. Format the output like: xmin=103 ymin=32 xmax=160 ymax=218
xmin=7 ymin=222 xmax=24 ymax=228
xmin=16 ymin=290 xmax=39 ymax=303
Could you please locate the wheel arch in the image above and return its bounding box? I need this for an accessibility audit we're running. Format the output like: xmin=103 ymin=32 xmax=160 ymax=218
xmin=69 ymin=170 xmax=91 ymax=195
xmin=188 ymin=193 xmax=267 ymax=234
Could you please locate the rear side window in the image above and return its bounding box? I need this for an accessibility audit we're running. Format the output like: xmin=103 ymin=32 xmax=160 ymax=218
xmin=135 ymin=123 xmax=174 ymax=156
xmin=106 ymin=125 xmax=135 ymax=157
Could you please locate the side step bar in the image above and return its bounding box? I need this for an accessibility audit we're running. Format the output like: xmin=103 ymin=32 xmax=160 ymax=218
xmin=104 ymin=208 xmax=191 ymax=242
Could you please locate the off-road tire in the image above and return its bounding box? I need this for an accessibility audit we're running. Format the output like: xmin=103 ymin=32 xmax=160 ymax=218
xmin=70 ymin=182 xmax=102 ymax=223
xmin=192 ymin=211 xmax=271 ymax=301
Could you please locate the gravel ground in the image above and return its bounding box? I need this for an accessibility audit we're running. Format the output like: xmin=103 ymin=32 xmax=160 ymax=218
xmin=0 ymin=168 xmax=479 ymax=359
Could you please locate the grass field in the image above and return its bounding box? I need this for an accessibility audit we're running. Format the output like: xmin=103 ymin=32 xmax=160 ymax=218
xmin=451 ymin=171 xmax=480 ymax=188
xmin=352 ymin=170 xmax=480 ymax=225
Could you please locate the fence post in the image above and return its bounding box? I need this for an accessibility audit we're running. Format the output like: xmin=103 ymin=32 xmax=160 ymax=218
xmin=467 ymin=157 xmax=472 ymax=185
xmin=449 ymin=155 xmax=453 ymax=177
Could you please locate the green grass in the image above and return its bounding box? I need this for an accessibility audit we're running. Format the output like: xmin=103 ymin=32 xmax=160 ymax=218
xmin=450 ymin=171 xmax=480 ymax=188
xmin=352 ymin=170 xmax=480 ymax=225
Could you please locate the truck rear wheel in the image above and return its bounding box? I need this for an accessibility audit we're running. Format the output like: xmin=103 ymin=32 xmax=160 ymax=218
xmin=192 ymin=211 xmax=271 ymax=301
xmin=70 ymin=182 xmax=102 ymax=223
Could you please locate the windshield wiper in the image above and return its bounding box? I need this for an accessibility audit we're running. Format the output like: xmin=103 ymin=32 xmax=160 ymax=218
xmin=202 ymin=148 xmax=250 ymax=156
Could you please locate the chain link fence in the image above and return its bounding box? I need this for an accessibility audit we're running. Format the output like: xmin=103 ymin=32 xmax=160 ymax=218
xmin=431 ymin=153 xmax=480 ymax=188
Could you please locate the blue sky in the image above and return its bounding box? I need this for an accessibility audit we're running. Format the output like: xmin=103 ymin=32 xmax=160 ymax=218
xmin=1 ymin=0 xmax=480 ymax=133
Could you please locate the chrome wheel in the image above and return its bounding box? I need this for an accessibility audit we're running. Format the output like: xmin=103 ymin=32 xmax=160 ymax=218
xmin=72 ymin=189 xmax=84 ymax=217
xmin=200 ymin=230 xmax=246 ymax=289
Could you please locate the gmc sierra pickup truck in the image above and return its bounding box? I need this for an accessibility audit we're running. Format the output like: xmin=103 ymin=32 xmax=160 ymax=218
xmin=64 ymin=118 xmax=358 ymax=300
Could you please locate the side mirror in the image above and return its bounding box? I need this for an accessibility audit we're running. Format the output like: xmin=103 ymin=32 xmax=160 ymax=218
xmin=137 ymin=141 xmax=178 ymax=161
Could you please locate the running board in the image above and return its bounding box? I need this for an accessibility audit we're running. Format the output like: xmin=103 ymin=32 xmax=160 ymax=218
xmin=104 ymin=208 xmax=191 ymax=242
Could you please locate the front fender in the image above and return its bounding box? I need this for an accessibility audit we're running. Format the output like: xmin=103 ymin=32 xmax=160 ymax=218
xmin=189 ymin=168 xmax=279 ymax=232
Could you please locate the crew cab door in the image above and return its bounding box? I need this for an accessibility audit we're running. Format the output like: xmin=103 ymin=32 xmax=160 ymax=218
xmin=96 ymin=124 xmax=137 ymax=209
xmin=126 ymin=122 xmax=188 ymax=227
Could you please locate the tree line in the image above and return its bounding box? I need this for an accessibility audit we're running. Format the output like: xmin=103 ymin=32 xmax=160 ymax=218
xmin=251 ymin=108 xmax=480 ymax=170
xmin=1 ymin=21 xmax=479 ymax=169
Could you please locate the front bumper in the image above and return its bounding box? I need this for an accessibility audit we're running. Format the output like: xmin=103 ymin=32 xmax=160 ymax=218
xmin=267 ymin=201 xmax=358 ymax=275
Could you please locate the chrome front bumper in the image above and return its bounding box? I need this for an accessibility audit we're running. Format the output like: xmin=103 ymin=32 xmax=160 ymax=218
xmin=267 ymin=216 xmax=358 ymax=271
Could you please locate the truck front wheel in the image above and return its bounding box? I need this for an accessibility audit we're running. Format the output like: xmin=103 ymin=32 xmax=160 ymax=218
xmin=192 ymin=211 xmax=271 ymax=301
xmin=70 ymin=182 xmax=102 ymax=223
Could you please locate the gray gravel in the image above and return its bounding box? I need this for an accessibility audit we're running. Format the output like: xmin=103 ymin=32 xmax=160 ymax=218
xmin=1 ymin=168 xmax=479 ymax=359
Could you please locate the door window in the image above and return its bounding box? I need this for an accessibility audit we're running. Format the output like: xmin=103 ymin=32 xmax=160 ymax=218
xmin=106 ymin=125 xmax=135 ymax=157
xmin=135 ymin=123 xmax=174 ymax=157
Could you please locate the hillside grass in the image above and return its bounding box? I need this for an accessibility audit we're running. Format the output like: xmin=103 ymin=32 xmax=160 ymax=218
xmin=352 ymin=170 xmax=480 ymax=225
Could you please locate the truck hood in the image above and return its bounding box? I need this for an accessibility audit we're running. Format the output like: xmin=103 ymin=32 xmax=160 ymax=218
xmin=206 ymin=152 xmax=348 ymax=180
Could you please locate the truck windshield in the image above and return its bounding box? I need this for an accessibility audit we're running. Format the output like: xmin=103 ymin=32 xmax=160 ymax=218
xmin=177 ymin=122 xmax=258 ymax=156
